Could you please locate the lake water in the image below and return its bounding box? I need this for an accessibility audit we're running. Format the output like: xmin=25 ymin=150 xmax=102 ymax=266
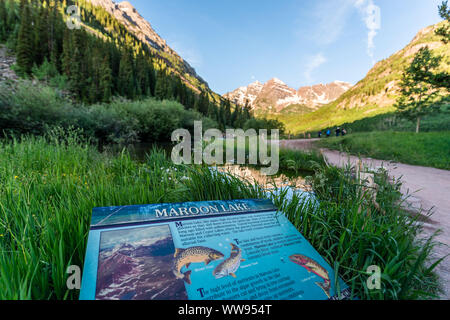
xmin=108 ymin=143 xmax=313 ymax=196
xmin=214 ymin=165 xmax=311 ymax=191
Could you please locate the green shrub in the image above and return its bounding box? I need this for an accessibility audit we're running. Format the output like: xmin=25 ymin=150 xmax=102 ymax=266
xmin=0 ymin=81 xmax=218 ymax=144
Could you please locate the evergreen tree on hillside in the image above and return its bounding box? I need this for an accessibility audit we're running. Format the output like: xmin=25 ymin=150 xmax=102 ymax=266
xmin=70 ymin=30 xmax=87 ymax=98
xmin=243 ymin=99 xmax=252 ymax=121
xmin=0 ymin=0 xmax=227 ymax=118
xmin=195 ymin=92 xmax=209 ymax=115
xmin=135 ymin=52 xmax=151 ymax=97
xmin=61 ymin=28 xmax=72 ymax=77
xmin=433 ymin=1 xmax=450 ymax=89
xmin=217 ymin=100 xmax=227 ymax=130
xmin=230 ymin=104 xmax=240 ymax=127
xmin=99 ymin=55 xmax=113 ymax=102
xmin=224 ymin=99 xmax=232 ymax=127
xmin=0 ymin=0 xmax=7 ymax=41
xmin=48 ymin=1 xmax=64 ymax=71
xmin=16 ymin=0 xmax=34 ymax=74
xmin=436 ymin=1 xmax=450 ymax=43
xmin=155 ymin=69 xmax=168 ymax=100
xmin=395 ymin=48 xmax=443 ymax=133
xmin=35 ymin=3 xmax=49 ymax=65
xmin=118 ymin=49 xmax=135 ymax=99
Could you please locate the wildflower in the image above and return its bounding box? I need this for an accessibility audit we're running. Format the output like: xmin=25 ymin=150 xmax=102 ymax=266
xmin=14 ymin=176 xmax=18 ymax=179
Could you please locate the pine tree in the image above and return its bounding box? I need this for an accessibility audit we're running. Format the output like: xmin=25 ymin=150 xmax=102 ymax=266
xmin=48 ymin=1 xmax=63 ymax=72
xmin=436 ymin=1 xmax=450 ymax=43
xmin=135 ymin=52 xmax=150 ymax=96
xmin=224 ymin=99 xmax=232 ymax=126
xmin=35 ymin=3 xmax=49 ymax=65
xmin=99 ymin=55 xmax=113 ymax=102
xmin=148 ymin=61 xmax=156 ymax=96
xmin=243 ymin=99 xmax=252 ymax=122
xmin=155 ymin=69 xmax=168 ymax=100
xmin=0 ymin=0 xmax=8 ymax=41
xmin=395 ymin=47 xmax=443 ymax=133
xmin=70 ymin=30 xmax=86 ymax=98
xmin=6 ymin=0 xmax=19 ymax=48
xmin=61 ymin=27 xmax=72 ymax=77
xmin=118 ymin=49 xmax=135 ymax=98
xmin=16 ymin=0 xmax=34 ymax=74
xmin=432 ymin=1 xmax=450 ymax=89
xmin=231 ymin=105 xmax=241 ymax=128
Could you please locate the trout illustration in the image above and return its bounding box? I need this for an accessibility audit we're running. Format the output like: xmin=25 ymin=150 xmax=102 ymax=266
xmin=213 ymin=243 xmax=245 ymax=279
xmin=173 ymin=246 xmax=224 ymax=285
xmin=290 ymin=254 xmax=332 ymax=298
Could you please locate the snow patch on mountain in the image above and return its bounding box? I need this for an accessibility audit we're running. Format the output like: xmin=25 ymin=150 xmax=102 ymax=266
xmin=224 ymin=78 xmax=352 ymax=113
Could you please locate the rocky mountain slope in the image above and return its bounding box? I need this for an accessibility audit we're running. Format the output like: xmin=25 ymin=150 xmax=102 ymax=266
xmin=224 ymin=78 xmax=352 ymax=115
xmin=275 ymin=22 xmax=450 ymax=134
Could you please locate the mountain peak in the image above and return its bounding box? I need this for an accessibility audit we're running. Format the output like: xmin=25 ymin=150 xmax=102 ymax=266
xmin=269 ymin=78 xmax=286 ymax=85
xmin=224 ymin=80 xmax=351 ymax=114
xmin=118 ymin=1 xmax=135 ymax=11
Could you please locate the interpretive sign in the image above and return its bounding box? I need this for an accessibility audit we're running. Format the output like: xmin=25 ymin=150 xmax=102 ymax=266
xmin=80 ymin=199 xmax=351 ymax=300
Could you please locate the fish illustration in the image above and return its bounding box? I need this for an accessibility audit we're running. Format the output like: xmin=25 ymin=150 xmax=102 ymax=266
xmin=290 ymin=254 xmax=332 ymax=298
xmin=173 ymin=246 xmax=224 ymax=285
xmin=213 ymin=243 xmax=245 ymax=279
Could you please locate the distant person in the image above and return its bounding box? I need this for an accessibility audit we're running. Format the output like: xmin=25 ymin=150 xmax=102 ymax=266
xmin=336 ymin=127 xmax=341 ymax=137
xmin=342 ymin=129 xmax=347 ymax=136
xmin=318 ymin=131 xmax=322 ymax=138
xmin=308 ymin=133 xmax=311 ymax=139
xmin=326 ymin=129 xmax=331 ymax=138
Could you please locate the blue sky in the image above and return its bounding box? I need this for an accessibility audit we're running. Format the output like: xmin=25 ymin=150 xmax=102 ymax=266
xmin=128 ymin=0 xmax=444 ymax=94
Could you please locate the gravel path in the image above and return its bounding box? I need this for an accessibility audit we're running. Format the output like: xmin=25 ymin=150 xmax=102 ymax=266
xmin=281 ymin=139 xmax=450 ymax=299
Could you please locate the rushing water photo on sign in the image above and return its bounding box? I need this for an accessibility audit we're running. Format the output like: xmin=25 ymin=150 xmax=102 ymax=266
xmin=96 ymin=224 xmax=187 ymax=300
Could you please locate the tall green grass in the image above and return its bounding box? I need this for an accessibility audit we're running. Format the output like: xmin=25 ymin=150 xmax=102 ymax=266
xmin=323 ymin=106 xmax=450 ymax=135
xmin=273 ymin=165 xmax=441 ymax=299
xmin=318 ymin=131 xmax=450 ymax=170
xmin=0 ymin=129 xmax=263 ymax=299
xmin=0 ymin=129 xmax=441 ymax=299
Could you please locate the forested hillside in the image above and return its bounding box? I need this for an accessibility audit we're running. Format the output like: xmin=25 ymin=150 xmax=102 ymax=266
xmin=0 ymin=0 xmax=259 ymax=131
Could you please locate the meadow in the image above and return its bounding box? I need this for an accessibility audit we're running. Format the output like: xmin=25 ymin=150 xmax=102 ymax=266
xmin=0 ymin=129 xmax=441 ymax=300
xmin=318 ymin=131 xmax=450 ymax=170
xmin=326 ymin=106 xmax=450 ymax=134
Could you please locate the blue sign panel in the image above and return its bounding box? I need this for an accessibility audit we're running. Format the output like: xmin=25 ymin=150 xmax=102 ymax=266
xmin=80 ymin=199 xmax=350 ymax=300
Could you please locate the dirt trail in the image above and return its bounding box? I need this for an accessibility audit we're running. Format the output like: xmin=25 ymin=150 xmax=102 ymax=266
xmin=281 ymin=139 xmax=450 ymax=299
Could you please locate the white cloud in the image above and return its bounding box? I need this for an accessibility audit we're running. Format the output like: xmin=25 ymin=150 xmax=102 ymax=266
xmin=354 ymin=0 xmax=381 ymax=64
xmin=304 ymin=53 xmax=327 ymax=84
xmin=301 ymin=0 xmax=381 ymax=65
xmin=309 ymin=0 xmax=355 ymax=45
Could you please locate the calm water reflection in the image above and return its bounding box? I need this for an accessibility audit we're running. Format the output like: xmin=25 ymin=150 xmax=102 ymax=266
xmin=215 ymin=165 xmax=312 ymax=192
xmin=109 ymin=143 xmax=313 ymax=193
